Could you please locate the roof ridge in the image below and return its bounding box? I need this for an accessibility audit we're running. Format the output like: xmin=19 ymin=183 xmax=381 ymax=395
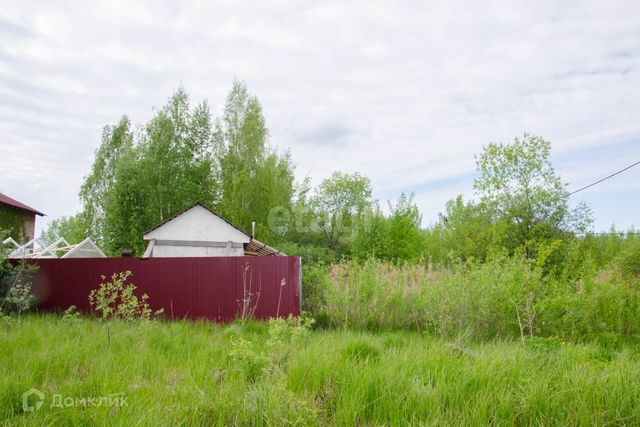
xmin=142 ymin=202 xmax=250 ymax=237
xmin=0 ymin=192 xmax=44 ymax=216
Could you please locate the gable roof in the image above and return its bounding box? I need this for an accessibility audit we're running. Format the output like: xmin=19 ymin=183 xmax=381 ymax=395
xmin=143 ymin=202 xmax=250 ymax=237
xmin=0 ymin=192 xmax=44 ymax=216
xmin=62 ymin=238 xmax=107 ymax=258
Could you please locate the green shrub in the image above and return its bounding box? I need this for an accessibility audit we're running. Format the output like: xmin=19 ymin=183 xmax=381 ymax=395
xmin=228 ymin=337 xmax=269 ymax=382
xmin=538 ymin=270 xmax=640 ymax=343
xmin=229 ymin=314 xmax=314 ymax=382
xmin=88 ymin=271 xmax=162 ymax=321
xmin=1 ymin=261 xmax=38 ymax=317
xmin=62 ymin=305 xmax=81 ymax=322
xmin=301 ymin=263 xmax=329 ymax=313
xmin=618 ymin=236 xmax=640 ymax=278
xmin=4 ymin=283 xmax=35 ymax=317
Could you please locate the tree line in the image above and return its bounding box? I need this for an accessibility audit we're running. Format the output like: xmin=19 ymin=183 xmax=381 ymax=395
xmin=42 ymin=82 xmax=635 ymax=275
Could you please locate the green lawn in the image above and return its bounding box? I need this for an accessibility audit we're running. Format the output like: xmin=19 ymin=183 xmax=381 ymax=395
xmin=2 ymin=315 xmax=640 ymax=426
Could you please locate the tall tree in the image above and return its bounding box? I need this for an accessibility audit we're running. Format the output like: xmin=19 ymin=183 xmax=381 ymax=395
xmin=214 ymin=80 xmax=294 ymax=238
xmin=79 ymin=116 xmax=134 ymax=245
xmin=311 ymin=171 xmax=373 ymax=250
xmin=79 ymin=89 xmax=219 ymax=255
xmin=473 ymin=133 xmax=592 ymax=257
xmin=139 ymin=88 xmax=218 ymax=225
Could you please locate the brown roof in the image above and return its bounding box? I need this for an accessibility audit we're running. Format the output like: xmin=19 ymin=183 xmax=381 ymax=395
xmin=0 ymin=192 xmax=44 ymax=216
xmin=244 ymin=239 xmax=286 ymax=256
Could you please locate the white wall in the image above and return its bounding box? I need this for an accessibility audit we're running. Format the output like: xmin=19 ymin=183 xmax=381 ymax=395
xmin=144 ymin=205 xmax=250 ymax=243
xmin=150 ymin=244 xmax=244 ymax=257
xmin=143 ymin=205 xmax=250 ymax=257
xmin=144 ymin=206 xmax=251 ymax=243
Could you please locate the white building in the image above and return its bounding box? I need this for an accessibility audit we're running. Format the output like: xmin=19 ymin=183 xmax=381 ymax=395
xmin=142 ymin=203 xmax=283 ymax=257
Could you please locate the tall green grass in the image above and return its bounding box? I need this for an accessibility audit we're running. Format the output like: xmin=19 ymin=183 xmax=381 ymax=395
xmin=2 ymin=315 xmax=640 ymax=425
xmin=315 ymin=257 xmax=640 ymax=344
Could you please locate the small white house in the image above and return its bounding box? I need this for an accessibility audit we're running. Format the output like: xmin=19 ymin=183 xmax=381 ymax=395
xmin=142 ymin=203 xmax=283 ymax=257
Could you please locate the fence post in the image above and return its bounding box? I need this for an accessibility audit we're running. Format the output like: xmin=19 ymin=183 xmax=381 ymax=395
xmin=298 ymin=257 xmax=302 ymax=315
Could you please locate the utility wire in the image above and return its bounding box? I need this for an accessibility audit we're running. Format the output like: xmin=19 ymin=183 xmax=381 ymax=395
xmin=568 ymin=160 xmax=640 ymax=196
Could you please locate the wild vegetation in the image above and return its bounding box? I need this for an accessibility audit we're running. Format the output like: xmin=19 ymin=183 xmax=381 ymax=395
xmin=309 ymin=252 xmax=640 ymax=346
xmin=3 ymin=316 xmax=640 ymax=425
xmin=4 ymin=82 xmax=638 ymax=424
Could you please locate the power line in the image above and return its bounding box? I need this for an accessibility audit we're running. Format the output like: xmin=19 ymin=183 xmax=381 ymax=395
xmin=568 ymin=160 xmax=640 ymax=196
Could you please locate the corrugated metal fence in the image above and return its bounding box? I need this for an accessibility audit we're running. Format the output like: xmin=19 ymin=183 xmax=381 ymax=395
xmin=26 ymin=256 xmax=301 ymax=321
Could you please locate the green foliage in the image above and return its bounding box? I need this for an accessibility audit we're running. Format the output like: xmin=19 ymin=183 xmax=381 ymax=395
xmin=435 ymin=195 xmax=501 ymax=263
xmin=61 ymin=305 xmax=81 ymax=322
xmin=310 ymin=171 xmax=373 ymax=250
xmin=215 ymin=80 xmax=295 ymax=239
xmin=538 ymin=269 xmax=640 ymax=344
xmin=300 ymin=263 xmax=330 ymax=315
xmin=266 ymin=315 xmax=315 ymax=368
xmin=4 ymin=282 xmax=34 ymax=317
xmin=88 ymin=271 xmax=162 ymax=321
xmin=473 ymin=133 xmax=592 ymax=258
xmin=277 ymin=242 xmax=337 ymax=266
xmin=0 ymin=258 xmax=38 ymax=318
xmin=384 ymin=193 xmax=424 ymax=262
xmin=351 ymin=193 xmax=423 ymax=264
xmin=229 ymin=315 xmax=314 ymax=383
xmin=79 ymin=116 xmax=134 ymax=247
xmin=0 ymin=208 xmax=27 ymax=243
xmin=79 ymin=90 xmax=219 ymax=255
xmin=314 ymin=257 xmax=640 ymax=343
xmin=228 ymin=337 xmax=270 ymax=383
xmin=39 ymin=215 xmax=85 ymax=245
xmin=617 ymin=235 xmax=640 ymax=278
xmin=0 ymin=231 xmax=15 ymax=295
xmin=4 ymin=316 xmax=640 ymax=425
xmin=79 ymin=82 xmax=293 ymax=254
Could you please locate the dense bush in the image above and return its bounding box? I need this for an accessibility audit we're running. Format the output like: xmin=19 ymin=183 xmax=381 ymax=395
xmin=618 ymin=235 xmax=640 ymax=278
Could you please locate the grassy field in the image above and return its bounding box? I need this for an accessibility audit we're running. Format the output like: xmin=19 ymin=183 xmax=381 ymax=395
xmin=2 ymin=315 xmax=640 ymax=426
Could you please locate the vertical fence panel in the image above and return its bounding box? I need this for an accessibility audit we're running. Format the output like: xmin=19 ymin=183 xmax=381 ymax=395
xmin=25 ymin=256 xmax=301 ymax=321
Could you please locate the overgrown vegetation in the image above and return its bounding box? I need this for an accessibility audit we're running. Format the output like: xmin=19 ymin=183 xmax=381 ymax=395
xmin=3 ymin=315 xmax=640 ymax=425
xmin=0 ymin=209 xmax=28 ymax=244
xmin=313 ymin=254 xmax=640 ymax=345
xmin=23 ymin=82 xmax=640 ymax=424
xmin=0 ymin=236 xmax=38 ymax=318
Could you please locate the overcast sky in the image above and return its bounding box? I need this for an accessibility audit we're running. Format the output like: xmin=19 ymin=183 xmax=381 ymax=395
xmin=1 ymin=0 xmax=639 ymax=235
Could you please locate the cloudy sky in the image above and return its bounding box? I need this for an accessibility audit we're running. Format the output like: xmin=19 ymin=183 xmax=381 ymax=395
xmin=1 ymin=0 xmax=639 ymax=234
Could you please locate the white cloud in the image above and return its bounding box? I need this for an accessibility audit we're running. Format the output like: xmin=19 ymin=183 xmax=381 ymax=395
xmin=0 ymin=0 xmax=639 ymax=234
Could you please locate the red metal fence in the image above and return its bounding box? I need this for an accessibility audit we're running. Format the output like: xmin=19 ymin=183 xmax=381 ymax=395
xmin=25 ymin=256 xmax=301 ymax=322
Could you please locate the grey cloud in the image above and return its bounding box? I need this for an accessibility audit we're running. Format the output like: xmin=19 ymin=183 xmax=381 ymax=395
xmin=296 ymin=124 xmax=352 ymax=147
xmin=0 ymin=15 xmax=33 ymax=39
xmin=0 ymin=0 xmax=639 ymax=233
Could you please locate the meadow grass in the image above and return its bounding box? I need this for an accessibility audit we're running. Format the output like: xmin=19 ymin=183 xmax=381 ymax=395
xmin=2 ymin=315 xmax=640 ymax=426
xmin=314 ymin=257 xmax=640 ymax=345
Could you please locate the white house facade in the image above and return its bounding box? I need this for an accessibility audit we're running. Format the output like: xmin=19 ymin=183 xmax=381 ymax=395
xmin=143 ymin=204 xmax=250 ymax=257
